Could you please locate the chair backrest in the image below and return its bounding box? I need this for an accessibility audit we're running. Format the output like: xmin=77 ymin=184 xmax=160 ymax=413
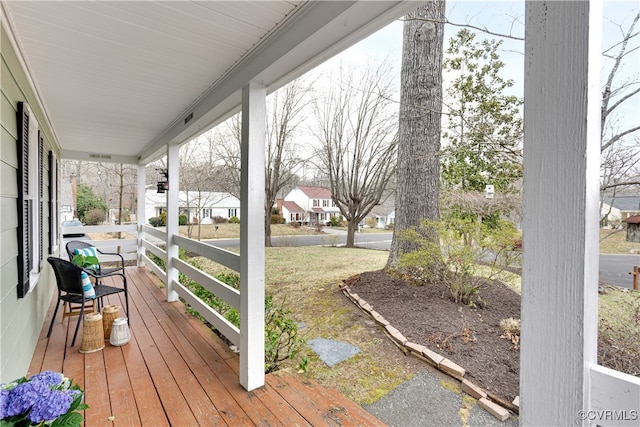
xmin=66 ymin=240 xmax=94 ymax=261
xmin=47 ymin=257 xmax=84 ymax=295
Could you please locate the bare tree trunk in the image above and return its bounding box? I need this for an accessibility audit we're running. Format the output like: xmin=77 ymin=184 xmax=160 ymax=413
xmin=346 ymin=221 xmax=358 ymax=247
xmin=265 ymin=216 xmax=272 ymax=247
xmin=387 ymin=1 xmax=446 ymax=268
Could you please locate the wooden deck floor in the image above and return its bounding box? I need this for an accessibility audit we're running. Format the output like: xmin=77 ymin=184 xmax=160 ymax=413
xmin=30 ymin=266 xmax=384 ymax=427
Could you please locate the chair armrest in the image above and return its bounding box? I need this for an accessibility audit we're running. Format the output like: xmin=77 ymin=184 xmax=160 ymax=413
xmin=95 ymin=248 xmax=124 ymax=258
xmin=83 ymin=268 xmax=126 ymax=286
xmin=95 ymin=249 xmax=125 ymax=266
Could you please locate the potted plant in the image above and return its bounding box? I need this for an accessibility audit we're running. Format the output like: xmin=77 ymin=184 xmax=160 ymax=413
xmin=70 ymin=253 xmax=100 ymax=299
xmin=71 ymin=253 xmax=99 ymax=271
xmin=0 ymin=370 xmax=88 ymax=426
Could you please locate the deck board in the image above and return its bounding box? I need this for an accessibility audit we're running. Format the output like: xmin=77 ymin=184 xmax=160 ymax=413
xmin=29 ymin=266 xmax=384 ymax=426
xmin=130 ymin=268 xmax=278 ymax=426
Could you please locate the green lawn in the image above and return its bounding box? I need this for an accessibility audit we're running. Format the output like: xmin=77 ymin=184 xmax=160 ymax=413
xmin=600 ymin=228 xmax=640 ymax=254
xmin=178 ymin=223 xmax=317 ymax=240
xmin=187 ymin=228 xmax=639 ymax=402
xmin=193 ymin=245 xmax=639 ymax=401
xmin=195 ymin=246 xmax=420 ymax=404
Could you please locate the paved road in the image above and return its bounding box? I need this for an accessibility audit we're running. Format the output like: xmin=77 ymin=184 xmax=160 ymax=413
xmin=599 ymin=253 xmax=640 ymax=290
xmin=204 ymin=231 xmax=640 ymax=289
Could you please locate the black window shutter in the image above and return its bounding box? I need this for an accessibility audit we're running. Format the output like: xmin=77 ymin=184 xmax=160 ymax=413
xmin=16 ymin=102 xmax=30 ymax=298
xmin=38 ymin=131 xmax=44 ymax=263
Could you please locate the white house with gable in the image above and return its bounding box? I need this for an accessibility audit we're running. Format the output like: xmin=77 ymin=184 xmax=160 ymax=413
xmin=146 ymin=190 xmax=240 ymax=224
xmin=600 ymin=196 xmax=640 ymax=227
xmin=281 ymin=186 xmax=341 ymax=225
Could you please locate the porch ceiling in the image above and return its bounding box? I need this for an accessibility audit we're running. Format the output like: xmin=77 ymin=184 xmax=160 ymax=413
xmin=2 ymin=1 xmax=417 ymax=165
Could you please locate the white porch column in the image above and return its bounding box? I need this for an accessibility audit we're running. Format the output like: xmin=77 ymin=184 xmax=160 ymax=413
xmin=165 ymin=143 xmax=180 ymax=302
xmin=521 ymin=1 xmax=601 ymax=425
xmin=137 ymin=164 xmax=146 ymax=267
xmin=239 ymin=81 xmax=266 ymax=391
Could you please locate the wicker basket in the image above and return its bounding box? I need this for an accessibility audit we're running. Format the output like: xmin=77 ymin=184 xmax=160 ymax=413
xmin=102 ymin=305 xmax=119 ymax=341
xmin=80 ymin=312 xmax=105 ymax=353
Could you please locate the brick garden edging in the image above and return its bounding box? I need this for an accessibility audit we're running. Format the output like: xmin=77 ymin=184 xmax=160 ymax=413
xmin=341 ymin=285 xmax=519 ymax=422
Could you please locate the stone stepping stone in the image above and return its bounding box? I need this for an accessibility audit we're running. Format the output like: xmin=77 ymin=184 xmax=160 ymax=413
xmin=307 ymin=337 xmax=360 ymax=367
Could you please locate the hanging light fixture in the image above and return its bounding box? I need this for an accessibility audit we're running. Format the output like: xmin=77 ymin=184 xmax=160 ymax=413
xmin=156 ymin=168 xmax=169 ymax=193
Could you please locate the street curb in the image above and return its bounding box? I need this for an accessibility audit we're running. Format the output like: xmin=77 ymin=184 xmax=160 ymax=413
xmin=341 ymin=285 xmax=518 ymax=421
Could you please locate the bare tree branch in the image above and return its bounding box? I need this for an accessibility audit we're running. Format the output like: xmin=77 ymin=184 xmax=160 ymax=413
xmin=601 ymin=181 xmax=640 ymax=191
xmin=602 ymin=125 xmax=640 ymax=152
xmin=264 ymin=78 xmax=313 ymax=246
xmin=313 ymin=60 xmax=397 ymax=247
xmin=605 ymin=86 xmax=640 ymax=118
xmin=402 ymin=16 xmax=524 ymax=41
xmin=601 ymin=11 xmax=640 ymax=143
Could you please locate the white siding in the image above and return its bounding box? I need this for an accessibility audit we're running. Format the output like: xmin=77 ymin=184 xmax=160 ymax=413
xmin=0 ymin=25 xmax=57 ymax=383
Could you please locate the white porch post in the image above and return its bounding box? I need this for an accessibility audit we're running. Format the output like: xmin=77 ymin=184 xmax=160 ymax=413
xmin=165 ymin=143 xmax=179 ymax=302
xmin=239 ymin=81 xmax=266 ymax=391
xmin=521 ymin=1 xmax=601 ymax=425
xmin=137 ymin=163 xmax=146 ymax=267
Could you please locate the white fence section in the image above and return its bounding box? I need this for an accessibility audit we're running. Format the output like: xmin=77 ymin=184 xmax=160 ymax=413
xmin=139 ymin=225 xmax=167 ymax=284
xmin=590 ymin=364 xmax=640 ymax=426
xmin=61 ymin=224 xmax=138 ymax=262
xmin=139 ymin=224 xmax=242 ymax=348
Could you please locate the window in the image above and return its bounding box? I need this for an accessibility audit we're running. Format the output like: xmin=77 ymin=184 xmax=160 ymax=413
xmin=322 ymin=200 xmax=329 ymax=207
xmin=313 ymin=199 xmax=319 ymax=207
xmin=228 ymin=208 xmax=237 ymax=218
xmin=332 ymin=200 xmax=336 ymax=207
xmin=202 ymin=208 xmax=212 ymax=218
xmin=16 ymin=102 xmax=43 ymax=298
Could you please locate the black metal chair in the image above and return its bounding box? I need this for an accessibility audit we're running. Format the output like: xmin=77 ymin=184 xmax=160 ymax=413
xmin=66 ymin=240 xmax=125 ymax=277
xmin=47 ymin=257 xmax=129 ymax=347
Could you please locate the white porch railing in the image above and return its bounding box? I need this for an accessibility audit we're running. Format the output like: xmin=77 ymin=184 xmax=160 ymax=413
xmin=60 ymin=224 xmax=138 ymax=263
xmin=139 ymin=225 xmax=242 ymax=347
xmin=60 ymin=223 xmax=242 ymax=348
xmin=590 ymin=364 xmax=640 ymax=426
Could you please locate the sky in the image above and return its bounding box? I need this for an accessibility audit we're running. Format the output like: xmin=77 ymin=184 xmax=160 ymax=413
xmin=324 ymin=0 xmax=640 ymax=103
xmin=200 ymin=0 xmax=638 ymax=172
xmin=314 ymin=0 xmax=639 ymax=127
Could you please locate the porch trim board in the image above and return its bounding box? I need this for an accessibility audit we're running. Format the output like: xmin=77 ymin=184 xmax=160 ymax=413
xmin=171 ymin=278 xmax=241 ymax=347
xmin=165 ymin=142 xmax=180 ymax=302
xmin=172 ymin=256 xmax=241 ymax=311
xmin=173 ymin=234 xmax=240 ymax=272
xmin=590 ymin=364 xmax=640 ymax=422
xmin=239 ymin=81 xmax=267 ymax=391
xmin=522 ymin=1 xmax=604 ymax=424
xmin=140 ymin=224 xmax=167 ymax=241
xmin=137 ymin=164 xmax=147 ymax=267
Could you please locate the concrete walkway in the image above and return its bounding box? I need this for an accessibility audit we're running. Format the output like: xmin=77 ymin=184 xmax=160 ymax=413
xmin=364 ymin=369 xmax=519 ymax=427
xmin=306 ymin=335 xmax=518 ymax=426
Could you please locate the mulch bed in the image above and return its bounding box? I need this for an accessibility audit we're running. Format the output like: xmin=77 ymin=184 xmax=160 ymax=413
xmin=343 ymin=269 xmax=521 ymax=403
